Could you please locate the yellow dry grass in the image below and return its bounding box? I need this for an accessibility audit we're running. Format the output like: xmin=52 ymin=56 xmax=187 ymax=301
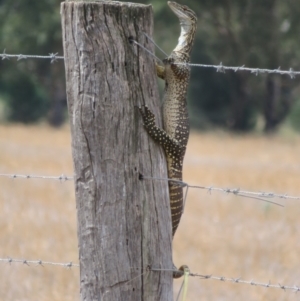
xmin=0 ymin=124 xmax=300 ymax=301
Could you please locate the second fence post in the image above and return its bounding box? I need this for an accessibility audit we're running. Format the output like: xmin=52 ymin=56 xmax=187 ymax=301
xmin=61 ymin=1 xmax=173 ymax=300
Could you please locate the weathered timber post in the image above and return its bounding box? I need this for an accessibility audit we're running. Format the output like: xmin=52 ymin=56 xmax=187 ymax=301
xmin=61 ymin=1 xmax=173 ymax=300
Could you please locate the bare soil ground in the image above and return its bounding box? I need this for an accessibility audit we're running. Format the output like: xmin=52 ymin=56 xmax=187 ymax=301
xmin=0 ymin=124 xmax=299 ymax=301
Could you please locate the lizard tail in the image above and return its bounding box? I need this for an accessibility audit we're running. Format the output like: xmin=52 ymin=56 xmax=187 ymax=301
xmin=169 ymin=182 xmax=183 ymax=236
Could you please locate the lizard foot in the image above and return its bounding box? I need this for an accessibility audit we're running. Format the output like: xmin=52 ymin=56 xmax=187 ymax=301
xmin=173 ymin=264 xmax=189 ymax=279
xmin=138 ymin=105 xmax=156 ymax=129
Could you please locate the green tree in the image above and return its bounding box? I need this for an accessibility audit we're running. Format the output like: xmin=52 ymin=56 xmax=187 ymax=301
xmin=0 ymin=0 xmax=65 ymax=125
xmin=136 ymin=0 xmax=300 ymax=131
xmin=188 ymin=0 xmax=300 ymax=131
xmin=1 ymin=0 xmax=300 ymax=131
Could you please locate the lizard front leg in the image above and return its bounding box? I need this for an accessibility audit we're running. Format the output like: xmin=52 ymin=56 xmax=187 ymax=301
xmin=156 ymin=63 xmax=165 ymax=80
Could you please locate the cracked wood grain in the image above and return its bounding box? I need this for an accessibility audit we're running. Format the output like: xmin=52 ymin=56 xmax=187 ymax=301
xmin=61 ymin=2 xmax=173 ymax=301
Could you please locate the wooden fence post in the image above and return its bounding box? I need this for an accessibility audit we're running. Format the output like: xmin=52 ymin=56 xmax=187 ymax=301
xmin=61 ymin=1 xmax=173 ymax=300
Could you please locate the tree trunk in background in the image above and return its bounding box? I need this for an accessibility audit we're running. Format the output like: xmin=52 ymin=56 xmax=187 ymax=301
xmin=61 ymin=1 xmax=173 ymax=300
xmin=47 ymin=63 xmax=67 ymax=127
xmin=230 ymin=73 xmax=250 ymax=130
xmin=264 ymin=74 xmax=293 ymax=132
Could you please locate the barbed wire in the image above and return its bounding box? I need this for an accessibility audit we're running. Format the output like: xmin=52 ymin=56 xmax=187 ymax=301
xmin=0 ymin=257 xmax=78 ymax=268
xmin=0 ymin=173 xmax=73 ymax=181
xmin=131 ymin=39 xmax=300 ymax=78
xmin=1 ymin=258 xmax=298 ymax=292
xmin=177 ymin=62 xmax=299 ymax=78
xmin=0 ymin=50 xmax=64 ymax=63
xmin=2 ymin=46 xmax=300 ymax=78
xmin=139 ymin=175 xmax=300 ymax=205
xmin=1 ymin=172 xmax=299 ymax=204
xmin=151 ymin=267 xmax=300 ymax=293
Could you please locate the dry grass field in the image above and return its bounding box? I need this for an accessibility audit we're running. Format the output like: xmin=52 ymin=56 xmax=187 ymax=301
xmin=0 ymin=124 xmax=300 ymax=301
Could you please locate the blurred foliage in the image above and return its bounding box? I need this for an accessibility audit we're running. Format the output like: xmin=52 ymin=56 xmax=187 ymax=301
xmin=1 ymin=69 xmax=49 ymax=122
xmin=0 ymin=0 xmax=65 ymax=126
xmin=288 ymin=97 xmax=300 ymax=132
xmin=0 ymin=0 xmax=299 ymax=131
xmin=137 ymin=0 xmax=300 ymax=132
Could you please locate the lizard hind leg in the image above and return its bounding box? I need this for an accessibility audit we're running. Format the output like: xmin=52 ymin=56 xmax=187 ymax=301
xmin=138 ymin=105 xmax=156 ymax=132
xmin=138 ymin=105 xmax=180 ymax=152
xmin=173 ymin=264 xmax=189 ymax=279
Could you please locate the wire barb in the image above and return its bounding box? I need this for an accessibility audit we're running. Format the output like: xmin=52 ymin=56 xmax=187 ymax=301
xmin=216 ymin=62 xmax=225 ymax=73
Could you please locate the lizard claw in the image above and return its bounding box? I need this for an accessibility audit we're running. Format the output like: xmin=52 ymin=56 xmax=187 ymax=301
xmin=138 ymin=105 xmax=155 ymax=128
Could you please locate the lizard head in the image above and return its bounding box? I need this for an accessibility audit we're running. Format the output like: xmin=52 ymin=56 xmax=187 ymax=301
xmin=167 ymin=1 xmax=197 ymax=28
xmin=167 ymin=1 xmax=197 ymax=56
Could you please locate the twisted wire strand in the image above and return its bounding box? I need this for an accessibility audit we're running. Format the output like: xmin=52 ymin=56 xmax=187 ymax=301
xmin=0 ymin=257 xmax=78 ymax=268
xmin=0 ymin=173 xmax=73 ymax=181
xmin=0 ymin=50 xmax=64 ymax=63
xmin=3 ymin=44 xmax=299 ymax=78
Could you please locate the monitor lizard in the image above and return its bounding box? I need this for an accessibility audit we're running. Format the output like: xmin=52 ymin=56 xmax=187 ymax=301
xmin=139 ymin=1 xmax=197 ymax=278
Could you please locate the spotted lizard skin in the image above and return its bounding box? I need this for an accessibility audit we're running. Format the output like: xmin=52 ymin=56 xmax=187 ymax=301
xmin=139 ymin=2 xmax=197 ymax=277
